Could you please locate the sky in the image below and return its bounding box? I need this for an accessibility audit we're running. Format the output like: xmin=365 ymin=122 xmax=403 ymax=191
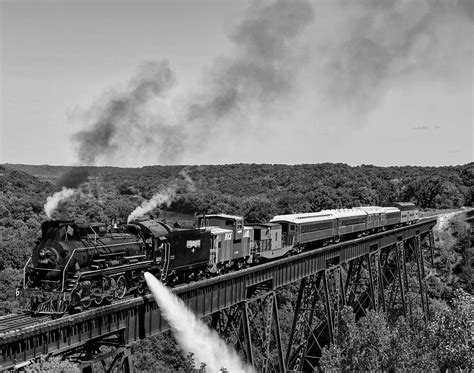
xmin=1 ymin=0 xmax=473 ymax=167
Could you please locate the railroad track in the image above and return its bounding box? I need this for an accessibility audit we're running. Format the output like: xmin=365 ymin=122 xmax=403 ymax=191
xmin=0 ymin=292 xmax=156 ymax=335
xmin=0 ymin=313 xmax=50 ymax=334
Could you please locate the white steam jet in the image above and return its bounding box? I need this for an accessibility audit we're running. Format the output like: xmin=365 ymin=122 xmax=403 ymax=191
xmin=144 ymin=272 xmax=250 ymax=373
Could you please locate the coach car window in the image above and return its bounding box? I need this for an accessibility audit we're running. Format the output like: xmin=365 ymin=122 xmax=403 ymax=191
xmin=340 ymin=217 xmax=365 ymax=226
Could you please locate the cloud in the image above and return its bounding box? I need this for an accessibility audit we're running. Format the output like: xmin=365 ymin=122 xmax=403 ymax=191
xmin=412 ymin=124 xmax=441 ymax=131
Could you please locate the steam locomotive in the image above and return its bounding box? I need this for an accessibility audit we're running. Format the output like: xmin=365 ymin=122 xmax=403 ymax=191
xmin=17 ymin=202 xmax=418 ymax=315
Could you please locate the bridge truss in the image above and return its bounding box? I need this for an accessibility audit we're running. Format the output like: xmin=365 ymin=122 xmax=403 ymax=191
xmin=0 ymin=218 xmax=436 ymax=372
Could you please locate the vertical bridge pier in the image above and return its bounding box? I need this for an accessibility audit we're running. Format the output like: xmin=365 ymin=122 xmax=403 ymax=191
xmin=284 ymin=232 xmax=434 ymax=372
xmin=0 ymin=219 xmax=436 ymax=372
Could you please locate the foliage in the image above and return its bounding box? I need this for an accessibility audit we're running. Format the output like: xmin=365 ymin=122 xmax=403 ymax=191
xmin=23 ymin=355 xmax=80 ymax=373
xmin=0 ymin=268 xmax=22 ymax=315
xmin=5 ymin=163 xmax=473 ymax=226
xmin=132 ymin=333 xmax=189 ymax=373
xmin=0 ymin=162 xmax=472 ymax=371
xmin=320 ymin=290 xmax=473 ymax=371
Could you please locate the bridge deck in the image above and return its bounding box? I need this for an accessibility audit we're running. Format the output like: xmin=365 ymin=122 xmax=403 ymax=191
xmin=0 ymin=218 xmax=436 ymax=370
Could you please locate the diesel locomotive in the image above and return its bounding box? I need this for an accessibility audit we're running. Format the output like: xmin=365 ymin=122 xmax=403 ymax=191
xmin=17 ymin=203 xmax=418 ymax=315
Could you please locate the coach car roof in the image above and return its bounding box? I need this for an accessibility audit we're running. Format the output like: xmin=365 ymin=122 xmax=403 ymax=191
xmin=381 ymin=207 xmax=400 ymax=213
xmin=353 ymin=206 xmax=386 ymax=214
xmin=246 ymin=222 xmax=280 ymax=228
xmin=205 ymin=214 xmax=243 ymax=220
xmin=270 ymin=212 xmax=334 ymax=224
xmin=324 ymin=209 xmax=367 ymax=219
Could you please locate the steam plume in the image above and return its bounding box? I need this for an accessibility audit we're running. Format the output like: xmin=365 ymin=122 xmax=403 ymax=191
xmin=127 ymin=188 xmax=176 ymax=223
xmin=144 ymin=272 xmax=250 ymax=372
xmin=127 ymin=168 xmax=196 ymax=223
xmin=44 ymin=187 xmax=76 ymax=219
xmin=179 ymin=168 xmax=196 ymax=192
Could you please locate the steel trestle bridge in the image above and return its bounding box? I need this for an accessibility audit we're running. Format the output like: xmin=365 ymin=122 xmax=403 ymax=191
xmin=0 ymin=217 xmax=437 ymax=372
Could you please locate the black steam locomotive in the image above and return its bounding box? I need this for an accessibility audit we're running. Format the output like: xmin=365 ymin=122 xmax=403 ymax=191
xmin=18 ymin=219 xmax=212 ymax=314
xmin=17 ymin=203 xmax=418 ymax=315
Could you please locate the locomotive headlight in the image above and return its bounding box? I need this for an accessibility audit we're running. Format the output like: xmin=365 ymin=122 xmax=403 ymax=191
xmin=38 ymin=246 xmax=60 ymax=268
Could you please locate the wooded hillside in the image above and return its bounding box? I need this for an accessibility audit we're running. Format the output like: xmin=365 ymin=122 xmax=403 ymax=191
xmin=0 ymin=163 xmax=472 ymax=370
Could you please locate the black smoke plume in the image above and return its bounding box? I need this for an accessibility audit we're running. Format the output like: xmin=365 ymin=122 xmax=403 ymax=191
xmin=188 ymin=0 xmax=315 ymax=122
xmin=73 ymin=60 xmax=179 ymax=165
xmin=71 ymin=0 xmax=314 ymax=165
xmin=56 ymin=167 xmax=90 ymax=189
xmin=313 ymin=0 xmax=474 ymax=116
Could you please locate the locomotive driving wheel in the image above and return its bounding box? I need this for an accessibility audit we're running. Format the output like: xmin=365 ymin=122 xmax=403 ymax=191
xmin=93 ymin=290 xmax=104 ymax=306
xmin=116 ymin=275 xmax=127 ymax=299
xmin=137 ymin=281 xmax=146 ymax=295
xmin=105 ymin=277 xmax=115 ymax=302
xmin=82 ymin=297 xmax=92 ymax=309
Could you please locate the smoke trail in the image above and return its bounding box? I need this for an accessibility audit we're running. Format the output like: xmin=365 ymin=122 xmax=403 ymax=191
xmin=127 ymin=188 xmax=176 ymax=223
xmin=310 ymin=0 xmax=474 ymax=116
xmin=72 ymin=60 xmax=181 ymax=166
xmin=144 ymin=272 xmax=250 ymax=372
xmin=44 ymin=187 xmax=76 ymax=218
xmin=56 ymin=166 xmax=90 ymax=189
xmin=179 ymin=168 xmax=196 ymax=192
xmin=127 ymin=168 xmax=197 ymax=223
xmin=71 ymin=0 xmax=314 ymax=166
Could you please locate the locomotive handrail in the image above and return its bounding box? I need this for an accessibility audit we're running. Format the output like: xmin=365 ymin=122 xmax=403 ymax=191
xmin=22 ymin=257 xmax=32 ymax=288
xmin=61 ymin=247 xmax=94 ymax=292
xmin=34 ymin=268 xmax=62 ymax=272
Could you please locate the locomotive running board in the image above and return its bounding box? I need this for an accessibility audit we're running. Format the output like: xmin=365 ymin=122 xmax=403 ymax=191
xmin=79 ymin=260 xmax=154 ymax=278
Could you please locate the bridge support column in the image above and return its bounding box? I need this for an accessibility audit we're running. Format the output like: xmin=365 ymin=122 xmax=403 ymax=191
xmin=79 ymin=345 xmax=133 ymax=373
xmin=211 ymin=291 xmax=283 ymax=373
xmin=285 ymin=273 xmax=325 ymax=372
xmin=344 ymin=255 xmax=370 ymax=317
xmin=323 ymin=266 xmax=342 ymax=344
xmin=395 ymin=240 xmax=408 ymax=317
xmin=286 ymin=265 xmax=346 ymax=372
xmin=63 ymin=329 xmax=133 ymax=373
xmin=413 ymin=234 xmax=430 ymax=322
xmin=367 ymin=250 xmax=381 ymax=311
xmin=427 ymin=230 xmax=435 ymax=265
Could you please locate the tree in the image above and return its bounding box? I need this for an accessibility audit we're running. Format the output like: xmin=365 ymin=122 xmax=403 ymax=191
xmin=24 ymin=356 xmax=80 ymax=373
